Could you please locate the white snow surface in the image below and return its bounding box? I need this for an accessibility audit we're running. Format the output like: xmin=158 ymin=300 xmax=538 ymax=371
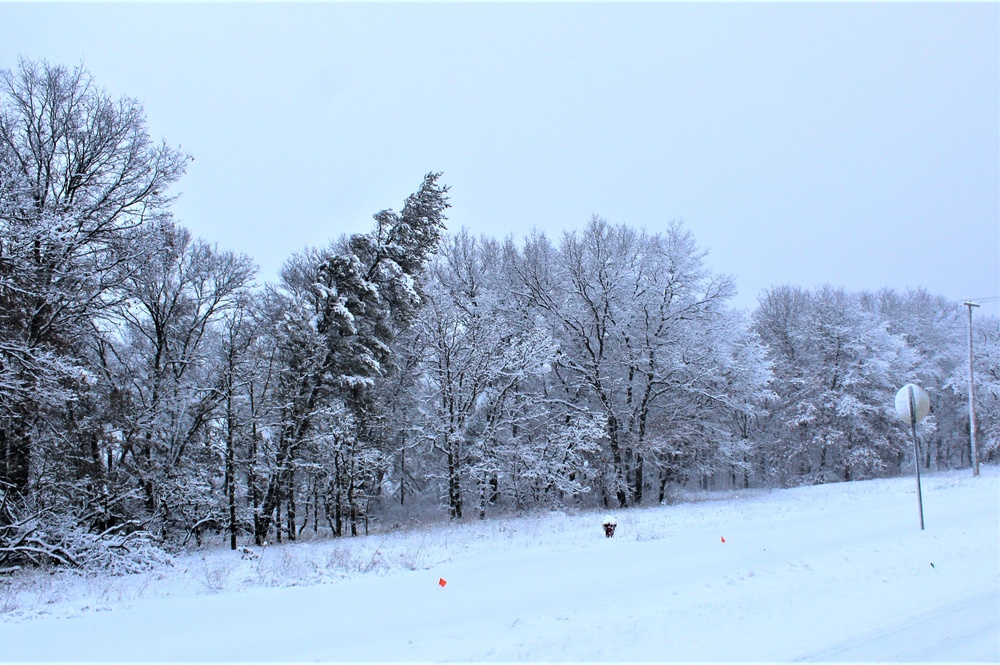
xmin=1 ymin=466 xmax=997 ymax=662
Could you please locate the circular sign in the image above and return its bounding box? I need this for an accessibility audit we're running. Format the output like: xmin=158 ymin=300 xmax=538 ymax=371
xmin=895 ymin=384 xmax=931 ymax=423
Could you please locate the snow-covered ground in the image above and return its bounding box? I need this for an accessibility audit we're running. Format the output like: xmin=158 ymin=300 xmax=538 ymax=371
xmin=1 ymin=466 xmax=997 ymax=662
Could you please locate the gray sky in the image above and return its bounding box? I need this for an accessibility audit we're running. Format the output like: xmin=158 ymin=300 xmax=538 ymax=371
xmin=2 ymin=2 xmax=998 ymax=314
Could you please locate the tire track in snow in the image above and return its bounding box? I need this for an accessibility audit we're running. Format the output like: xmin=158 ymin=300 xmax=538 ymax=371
xmin=794 ymin=589 xmax=1000 ymax=662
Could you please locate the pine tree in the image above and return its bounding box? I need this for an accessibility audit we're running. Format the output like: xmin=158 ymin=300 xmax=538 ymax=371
xmin=254 ymin=174 xmax=449 ymax=542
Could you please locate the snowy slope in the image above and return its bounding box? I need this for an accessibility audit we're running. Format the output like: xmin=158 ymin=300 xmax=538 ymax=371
xmin=1 ymin=466 xmax=997 ymax=662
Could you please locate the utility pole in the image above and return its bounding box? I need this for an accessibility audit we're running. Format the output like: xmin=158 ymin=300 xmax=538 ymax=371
xmin=964 ymin=301 xmax=980 ymax=477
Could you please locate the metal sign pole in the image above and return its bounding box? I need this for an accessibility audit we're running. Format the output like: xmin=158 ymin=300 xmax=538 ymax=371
xmin=908 ymin=386 xmax=925 ymax=530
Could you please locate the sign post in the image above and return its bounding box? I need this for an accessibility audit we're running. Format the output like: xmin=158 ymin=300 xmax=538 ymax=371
xmin=895 ymin=384 xmax=930 ymax=530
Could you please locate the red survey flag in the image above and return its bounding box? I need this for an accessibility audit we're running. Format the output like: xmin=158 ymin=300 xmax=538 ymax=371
xmin=439 ymin=578 xmax=447 ymax=587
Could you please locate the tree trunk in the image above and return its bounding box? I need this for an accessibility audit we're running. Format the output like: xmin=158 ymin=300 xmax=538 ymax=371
xmin=250 ymin=429 xmax=263 ymax=545
xmin=286 ymin=467 xmax=296 ymax=542
xmin=348 ymin=473 xmax=359 ymax=537
xmin=634 ymin=453 xmax=644 ymax=504
xmin=399 ymin=435 xmax=406 ymax=506
xmin=448 ymin=446 xmax=462 ymax=519
xmin=606 ymin=414 xmax=629 ymax=507
xmin=226 ymin=390 xmax=238 ymax=550
xmin=313 ymin=477 xmax=319 ymax=534
xmin=0 ymin=424 xmax=31 ymax=494
xmin=275 ymin=488 xmax=282 ymax=544
xmin=226 ymin=437 xmax=237 ymax=550
xmin=332 ymin=455 xmax=344 ymax=538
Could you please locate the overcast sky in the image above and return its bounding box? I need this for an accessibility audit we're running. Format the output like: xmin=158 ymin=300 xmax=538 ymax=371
xmin=2 ymin=2 xmax=997 ymax=314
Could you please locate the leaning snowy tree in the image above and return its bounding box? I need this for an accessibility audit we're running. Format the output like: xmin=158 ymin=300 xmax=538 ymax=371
xmin=0 ymin=59 xmax=188 ymax=569
xmin=254 ymin=173 xmax=449 ymax=543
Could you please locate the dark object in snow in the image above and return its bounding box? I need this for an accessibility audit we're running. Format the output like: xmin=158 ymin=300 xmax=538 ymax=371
xmin=602 ymin=515 xmax=617 ymax=538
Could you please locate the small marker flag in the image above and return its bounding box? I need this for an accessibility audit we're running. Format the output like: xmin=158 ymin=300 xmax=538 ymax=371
xmin=439 ymin=578 xmax=447 ymax=587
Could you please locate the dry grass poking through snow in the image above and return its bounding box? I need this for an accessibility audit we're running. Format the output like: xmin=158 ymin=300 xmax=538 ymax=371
xmin=1 ymin=466 xmax=996 ymax=625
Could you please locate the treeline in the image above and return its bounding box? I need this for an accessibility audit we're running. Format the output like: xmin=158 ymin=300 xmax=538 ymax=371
xmin=1 ymin=60 xmax=996 ymax=572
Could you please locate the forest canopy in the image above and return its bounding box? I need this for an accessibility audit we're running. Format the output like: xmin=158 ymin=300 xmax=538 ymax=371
xmin=1 ymin=59 xmax=996 ymax=573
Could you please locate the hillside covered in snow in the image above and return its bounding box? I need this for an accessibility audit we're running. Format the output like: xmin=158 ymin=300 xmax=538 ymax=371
xmin=1 ymin=465 xmax=997 ymax=662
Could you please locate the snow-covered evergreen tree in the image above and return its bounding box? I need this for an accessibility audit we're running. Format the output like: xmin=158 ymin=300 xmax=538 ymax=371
xmin=253 ymin=173 xmax=449 ymax=541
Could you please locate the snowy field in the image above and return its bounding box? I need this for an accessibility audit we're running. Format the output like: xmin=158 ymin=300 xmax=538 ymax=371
xmin=1 ymin=465 xmax=997 ymax=662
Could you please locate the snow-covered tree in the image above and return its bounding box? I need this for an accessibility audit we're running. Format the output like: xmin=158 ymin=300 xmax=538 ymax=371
xmin=753 ymin=285 xmax=919 ymax=485
xmin=409 ymin=230 xmax=604 ymax=517
xmin=946 ymin=313 xmax=1000 ymax=465
xmin=649 ymin=309 xmax=775 ymax=494
xmin=863 ymin=288 xmax=973 ymax=470
xmin=413 ymin=232 xmax=543 ymax=517
xmin=0 ymin=59 xmax=188 ymax=500
xmin=254 ymin=173 xmax=449 ymax=541
xmin=214 ymin=291 xmax=277 ymax=549
xmin=0 ymin=60 xmax=204 ymax=569
xmin=503 ymin=217 xmax=762 ymax=507
xmin=94 ymin=221 xmax=255 ymax=540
